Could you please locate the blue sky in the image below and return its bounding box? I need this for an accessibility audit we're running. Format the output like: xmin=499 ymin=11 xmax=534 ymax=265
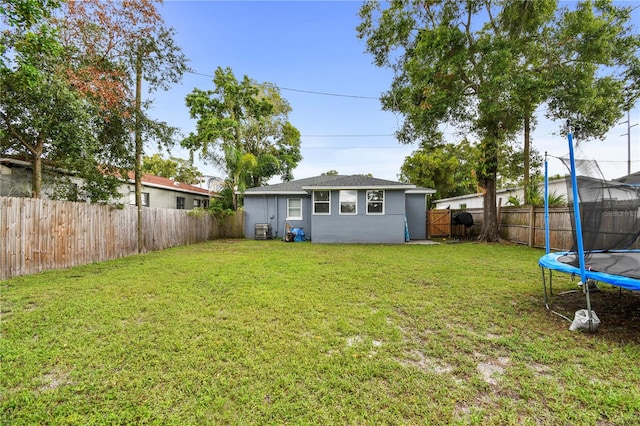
xmin=150 ymin=0 xmax=640 ymax=184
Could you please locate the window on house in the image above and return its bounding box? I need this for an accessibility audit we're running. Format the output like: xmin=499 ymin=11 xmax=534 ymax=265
xmin=129 ymin=191 xmax=150 ymax=207
xmin=460 ymin=203 xmax=467 ymax=209
xmin=313 ymin=190 xmax=330 ymax=214
xmin=287 ymin=198 xmax=302 ymax=220
xmin=367 ymin=190 xmax=384 ymax=214
xmin=339 ymin=190 xmax=357 ymax=215
xmin=176 ymin=197 xmax=185 ymax=209
xmin=202 ymin=199 xmax=210 ymax=208
xmin=194 ymin=199 xmax=201 ymax=208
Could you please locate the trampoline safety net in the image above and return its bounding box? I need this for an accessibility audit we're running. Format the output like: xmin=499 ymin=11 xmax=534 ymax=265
xmin=560 ymin=149 xmax=640 ymax=254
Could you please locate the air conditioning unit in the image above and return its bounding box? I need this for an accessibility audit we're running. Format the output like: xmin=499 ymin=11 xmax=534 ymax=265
xmin=254 ymin=223 xmax=273 ymax=240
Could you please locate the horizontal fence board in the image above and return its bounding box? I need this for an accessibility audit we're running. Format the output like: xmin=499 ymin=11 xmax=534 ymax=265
xmin=1 ymin=197 xmax=244 ymax=280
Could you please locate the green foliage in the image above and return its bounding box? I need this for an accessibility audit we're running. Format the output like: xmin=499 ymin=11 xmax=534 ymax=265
xmin=183 ymin=66 xmax=302 ymax=203
xmin=357 ymin=0 xmax=640 ymax=240
xmin=401 ymin=138 xmax=540 ymax=201
xmin=142 ymin=153 xmax=203 ymax=185
xmin=507 ymin=195 xmax=521 ymax=207
xmin=1 ymin=0 xmax=188 ymax=203
xmin=186 ymin=204 xmax=233 ymax=220
xmin=517 ymin=177 xmax=566 ymax=208
xmin=546 ymin=0 xmax=640 ymax=138
xmin=399 ymin=140 xmax=477 ymax=200
xmin=322 ymin=170 xmax=339 ymax=176
xmin=3 ymin=241 xmax=640 ymax=424
xmin=547 ymin=191 xmax=566 ymax=207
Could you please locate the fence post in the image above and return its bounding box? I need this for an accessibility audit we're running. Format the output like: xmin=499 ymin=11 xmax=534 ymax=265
xmin=528 ymin=204 xmax=535 ymax=247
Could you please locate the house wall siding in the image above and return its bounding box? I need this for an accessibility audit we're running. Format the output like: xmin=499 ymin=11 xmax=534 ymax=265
xmin=434 ymin=179 xmax=567 ymax=210
xmin=1 ymin=163 xmax=209 ymax=209
xmin=244 ymin=194 xmax=313 ymax=240
xmin=118 ymin=185 xmax=208 ymax=210
xmin=311 ymin=190 xmax=406 ymax=244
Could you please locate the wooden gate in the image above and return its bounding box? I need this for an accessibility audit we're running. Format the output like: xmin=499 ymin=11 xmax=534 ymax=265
xmin=428 ymin=209 xmax=451 ymax=237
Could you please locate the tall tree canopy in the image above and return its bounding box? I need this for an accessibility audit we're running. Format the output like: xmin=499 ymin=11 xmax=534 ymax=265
xmin=400 ymin=138 xmax=542 ymax=203
xmin=1 ymin=0 xmax=188 ymax=204
xmin=358 ymin=0 xmax=640 ymax=241
xmin=183 ymin=66 xmax=302 ymax=209
xmin=1 ymin=0 xmax=126 ymax=201
xmin=142 ymin=154 xmax=203 ymax=185
xmin=61 ymin=0 xmax=188 ymax=251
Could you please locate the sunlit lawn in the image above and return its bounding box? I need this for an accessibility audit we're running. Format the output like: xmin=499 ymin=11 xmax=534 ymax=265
xmin=2 ymin=240 xmax=640 ymax=425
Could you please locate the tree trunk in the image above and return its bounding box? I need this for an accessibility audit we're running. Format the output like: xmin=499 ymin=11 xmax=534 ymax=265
xmin=32 ymin=152 xmax=42 ymax=199
xmin=135 ymin=49 xmax=144 ymax=253
xmin=479 ymin=176 xmax=500 ymax=241
xmin=477 ymin=126 xmax=501 ymax=242
xmin=31 ymin=136 xmax=45 ymax=198
xmin=523 ymin=112 xmax=531 ymax=201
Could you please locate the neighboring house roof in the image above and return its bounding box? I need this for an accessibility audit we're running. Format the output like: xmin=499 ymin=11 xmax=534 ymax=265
xmin=124 ymin=171 xmax=210 ymax=196
xmin=615 ymin=171 xmax=640 ymax=185
xmin=1 ymin=157 xmax=210 ymax=197
xmin=244 ymin=175 xmax=435 ymax=195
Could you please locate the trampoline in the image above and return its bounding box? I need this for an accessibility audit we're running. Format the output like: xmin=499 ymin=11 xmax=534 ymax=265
xmin=538 ymin=128 xmax=640 ymax=330
xmin=539 ymin=251 xmax=640 ymax=291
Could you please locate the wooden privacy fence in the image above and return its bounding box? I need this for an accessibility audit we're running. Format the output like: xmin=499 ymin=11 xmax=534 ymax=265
xmin=1 ymin=197 xmax=244 ymax=280
xmin=430 ymin=206 xmax=575 ymax=250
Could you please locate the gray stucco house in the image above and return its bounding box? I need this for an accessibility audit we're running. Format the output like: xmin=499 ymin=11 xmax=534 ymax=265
xmin=1 ymin=157 xmax=210 ymax=209
xmin=242 ymin=175 xmax=435 ymax=244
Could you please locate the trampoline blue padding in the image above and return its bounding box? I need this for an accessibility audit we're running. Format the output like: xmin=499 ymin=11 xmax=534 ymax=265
xmin=539 ymin=250 xmax=640 ymax=291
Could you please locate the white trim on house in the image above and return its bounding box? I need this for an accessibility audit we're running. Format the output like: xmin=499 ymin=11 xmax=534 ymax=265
xmin=366 ymin=189 xmax=385 ymax=215
xmin=303 ymin=184 xmax=414 ymax=191
xmin=339 ymin=190 xmax=358 ymax=215
xmin=287 ymin=198 xmax=303 ymax=220
xmin=312 ymin=190 xmax=331 ymax=215
xmin=242 ymin=190 xmax=308 ymax=195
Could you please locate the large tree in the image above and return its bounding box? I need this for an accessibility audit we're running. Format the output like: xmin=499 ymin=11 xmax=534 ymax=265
xmin=183 ymin=66 xmax=302 ymax=209
xmin=501 ymin=0 xmax=640 ymax=197
xmin=545 ymin=1 xmax=640 ymax=139
xmin=60 ymin=0 xmax=188 ymax=251
xmin=0 ymin=0 xmax=132 ymax=201
xmin=358 ymin=1 xmax=526 ymax=241
xmin=358 ymin=0 xmax=640 ymax=241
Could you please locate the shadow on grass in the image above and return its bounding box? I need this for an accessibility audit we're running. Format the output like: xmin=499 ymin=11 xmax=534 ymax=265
xmin=545 ymin=284 xmax=640 ymax=343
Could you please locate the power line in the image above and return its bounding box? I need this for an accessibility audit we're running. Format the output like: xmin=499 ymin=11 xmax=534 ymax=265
xmin=303 ymin=134 xmax=394 ymax=137
xmin=302 ymin=146 xmax=409 ymax=150
xmin=187 ymin=70 xmax=380 ymax=100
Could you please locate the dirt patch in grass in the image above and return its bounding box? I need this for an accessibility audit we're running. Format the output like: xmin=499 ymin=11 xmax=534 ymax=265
xmin=546 ymin=285 xmax=640 ymax=342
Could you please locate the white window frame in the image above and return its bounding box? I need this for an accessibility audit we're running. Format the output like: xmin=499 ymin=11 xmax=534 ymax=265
xmin=287 ymin=198 xmax=303 ymax=220
xmin=313 ymin=190 xmax=331 ymax=215
xmin=339 ymin=190 xmax=357 ymax=215
xmin=129 ymin=191 xmax=149 ymax=207
xmin=366 ymin=190 xmax=385 ymax=215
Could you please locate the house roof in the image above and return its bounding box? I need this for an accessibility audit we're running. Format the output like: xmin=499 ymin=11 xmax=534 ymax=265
xmin=124 ymin=171 xmax=210 ymax=196
xmin=615 ymin=171 xmax=640 ymax=185
xmin=1 ymin=157 xmax=210 ymax=197
xmin=244 ymin=175 xmax=434 ymax=195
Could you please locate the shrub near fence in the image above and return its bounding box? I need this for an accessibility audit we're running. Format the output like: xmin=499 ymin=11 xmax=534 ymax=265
xmin=0 ymin=197 xmax=244 ymax=280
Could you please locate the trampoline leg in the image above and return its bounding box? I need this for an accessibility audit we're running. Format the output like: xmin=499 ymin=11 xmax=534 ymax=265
xmin=541 ymin=267 xmax=550 ymax=310
xmin=541 ymin=266 xmax=573 ymax=323
xmin=584 ymin=283 xmax=595 ymax=332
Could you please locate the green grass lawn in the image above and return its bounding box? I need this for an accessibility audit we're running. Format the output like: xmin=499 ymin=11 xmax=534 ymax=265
xmin=2 ymin=240 xmax=640 ymax=425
